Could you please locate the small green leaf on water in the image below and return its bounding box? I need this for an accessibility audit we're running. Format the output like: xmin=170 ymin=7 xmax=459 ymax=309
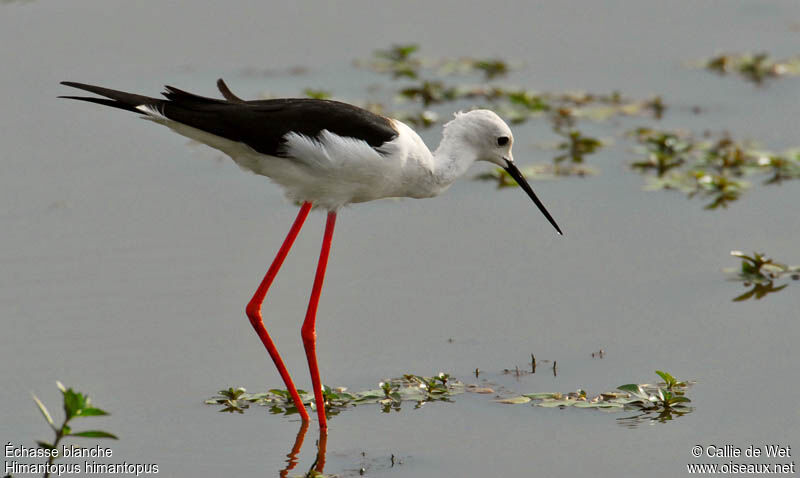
xmin=538 ymin=399 xmax=572 ymax=407
xmin=494 ymin=396 xmax=531 ymax=404
xmin=655 ymin=370 xmax=674 ymax=384
xmin=668 ymin=396 xmax=691 ymax=404
xmin=522 ymin=392 xmax=559 ymax=399
xmin=617 ymin=384 xmax=642 ymax=394
xmin=469 ymin=387 xmax=495 ymax=394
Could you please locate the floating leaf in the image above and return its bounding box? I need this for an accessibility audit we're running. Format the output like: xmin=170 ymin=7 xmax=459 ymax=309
xmin=617 ymin=384 xmax=643 ymax=394
xmin=469 ymin=387 xmax=495 ymax=394
xmin=522 ymin=392 xmax=560 ymax=400
xmin=494 ymin=396 xmax=531 ymax=404
xmin=538 ymin=399 xmax=572 ymax=407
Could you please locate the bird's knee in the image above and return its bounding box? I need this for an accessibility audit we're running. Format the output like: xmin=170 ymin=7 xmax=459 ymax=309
xmin=301 ymin=325 xmax=316 ymax=343
xmin=245 ymin=302 xmax=261 ymax=324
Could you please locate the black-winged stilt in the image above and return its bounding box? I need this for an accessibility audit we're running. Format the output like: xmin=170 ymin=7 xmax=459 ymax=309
xmin=59 ymin=79 xmax=562 ymax=430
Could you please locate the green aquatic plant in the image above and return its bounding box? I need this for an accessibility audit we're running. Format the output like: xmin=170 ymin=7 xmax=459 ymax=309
xmin=398 ymin=80 xmax=461 ymax=106
xmin=655 ymin=370 xmax=687 ymax=391
xmin=687 ymin=172 xmax=747 ymax=209
xmin=28 ymin=382 xmax=116 ymax=478
xmin=206 ymin=373 xmax=466 ymax=418
xmin=730 ymin=251 xmax=790 ymax=281
xmin=471 ymin=59 xmax=510 ymax=80
xmin=629 ymin=128 xmax=693 ymax=177
xmin=354 ymin=45 xmax=668 ymax=131
xmin=630 ymin=128 xmax=800 ymax=208
xmin=208 ymin=371 xmax=695 ymax=430
xmin=553 ymin=128 xmax=604 ymax=168
xmin=392 ymin=110 xmax=439 ymax=128
xmin=370 ymin=44 xmax=422 ymax=79
xmin=756 ymin=150 xmax=800 ymax=185
xmin=496 ymin=370 xmax=693 ymax=421
xmin=703 ymin=52 xmax=800 ymax=84
xmin=724 ymin=251 xmax=800 ymax=302
xmin=363 ymin=44 xmax=513 ymax=82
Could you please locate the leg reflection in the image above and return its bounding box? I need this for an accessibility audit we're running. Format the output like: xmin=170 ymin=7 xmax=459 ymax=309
xmin=306 ymin=428 xmax=328 ymax=475
xmin=279 ymin=421 xmax=308 ymax=478
xmin=279 ymin=422 xmax=329 ymax=477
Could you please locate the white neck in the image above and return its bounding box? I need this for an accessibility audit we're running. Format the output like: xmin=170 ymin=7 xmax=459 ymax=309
xmin=431 ymin=133 xmax=480 ymax=188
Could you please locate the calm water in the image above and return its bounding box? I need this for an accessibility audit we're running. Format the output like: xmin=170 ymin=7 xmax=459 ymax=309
xmin=2 ymin=1 xmax=798 ymax=476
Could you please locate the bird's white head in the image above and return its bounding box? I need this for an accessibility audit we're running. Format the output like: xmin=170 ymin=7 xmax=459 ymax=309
xmin=441 ymin=109 xmax=563 ymax=235
xmin=442 ymin=109 xmax=515 ymax=167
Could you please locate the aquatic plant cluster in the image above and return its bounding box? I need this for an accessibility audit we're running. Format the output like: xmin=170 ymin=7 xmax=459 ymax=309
xmin=207 ymin=373 xmax=461 ymax=416
xmin=724 ymin=251 xmax=800 ymax=301
xmin=628 ymin=128 xmax=800 ymax=209
xmin=346 ymin=44 xmax=800 ymax=213
xmin=352 ymin=44 xmax=669 ymax=179
xmin=9 ymin=383 xmax=117 ymax=478
xmin=496 ymin=370 xmax=691 ymax=423
xmin=702 ymin=52 xmax=800 ymax=84
xmin=207 ymin=371 xmax=692 ymax=426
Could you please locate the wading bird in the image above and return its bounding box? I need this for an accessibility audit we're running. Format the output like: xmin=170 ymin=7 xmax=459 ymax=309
xmin=60 ymin=79 xmax=562 ymax=430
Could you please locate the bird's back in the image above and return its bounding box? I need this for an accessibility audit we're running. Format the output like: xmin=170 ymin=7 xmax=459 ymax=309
xmin=60 ymin=81 xmax=441 ymax=210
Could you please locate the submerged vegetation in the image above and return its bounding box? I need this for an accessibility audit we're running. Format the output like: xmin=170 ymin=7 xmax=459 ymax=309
xmin=725 ymin=251 xmax=800 ymax=301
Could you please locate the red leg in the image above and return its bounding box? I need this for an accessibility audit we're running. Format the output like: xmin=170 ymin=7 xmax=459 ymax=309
xmin=301 ymin=210 xmax=337 ymax=429
xmin=246 ymin=202 xmax=312 ymax=422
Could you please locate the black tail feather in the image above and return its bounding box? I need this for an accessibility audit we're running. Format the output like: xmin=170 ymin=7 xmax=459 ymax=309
xmin=161 ymin=85 xmax=226 ymax=105
xmin=216 ymin=78 xmax=246 ymax=103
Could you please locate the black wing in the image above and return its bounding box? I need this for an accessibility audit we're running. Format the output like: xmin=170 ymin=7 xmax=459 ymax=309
xmin=59 ymin=80 xmax=399 ymax=157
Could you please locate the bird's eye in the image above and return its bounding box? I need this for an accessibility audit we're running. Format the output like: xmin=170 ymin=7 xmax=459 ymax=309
xmin=497 ymin=136 xmax=509 ymax=146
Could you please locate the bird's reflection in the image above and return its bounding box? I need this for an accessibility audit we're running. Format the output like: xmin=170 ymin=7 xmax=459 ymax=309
xmin=279 ymin=421 xmax=327 ymax=477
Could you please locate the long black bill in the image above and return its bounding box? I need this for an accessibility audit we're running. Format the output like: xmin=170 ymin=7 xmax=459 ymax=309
xmin=503 ymin=160 xmax=563 ymax=235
